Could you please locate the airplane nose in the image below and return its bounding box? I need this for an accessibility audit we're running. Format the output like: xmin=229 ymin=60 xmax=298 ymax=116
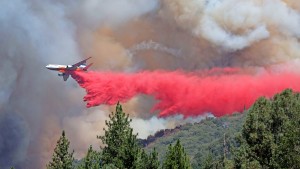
xmin=46 ymin=65 xmax=51 ymax=69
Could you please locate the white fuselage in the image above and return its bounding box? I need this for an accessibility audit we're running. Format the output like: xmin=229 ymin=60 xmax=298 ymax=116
xmin=45 ymin=64 xmax=87 ymax=72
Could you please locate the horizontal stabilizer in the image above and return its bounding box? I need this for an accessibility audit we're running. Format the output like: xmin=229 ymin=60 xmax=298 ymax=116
xmin=83 ymin=63 xmax=93 ymax=71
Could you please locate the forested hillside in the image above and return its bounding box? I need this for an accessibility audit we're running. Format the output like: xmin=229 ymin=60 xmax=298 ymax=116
xmin=40 ymin=89 xmax=300 ymax=169
xmin=142 ymin=112 xmax=246 ymax=168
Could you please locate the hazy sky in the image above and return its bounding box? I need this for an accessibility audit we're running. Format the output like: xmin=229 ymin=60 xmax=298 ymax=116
xmin=1 ymin=0 xmax=300 ymax=168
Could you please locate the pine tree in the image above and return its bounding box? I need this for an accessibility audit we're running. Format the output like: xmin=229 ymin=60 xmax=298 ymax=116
xmin=134 ymin=148 xmax=160 ymax=169
xmin=234 ymin=89 xmax=300 ymax=168
xmin=77 ymin=145 xmax=101 ymax=169
xmin=162 ymin=139 xmax=192 ymax=169
xmin=102 ymin=163 xmax=118 ymax=169
xmin=47 ymin=130 xmax=74 ymax=169
xmin=134 ymin=149 xmax=149 ymax=169
xmin=148 ymin=148 xmax=160 ymax=169
xmin=202 ymin=153 xmax=214 ymax=169
xmin=98 ymin=102 xmax=140 ymax=168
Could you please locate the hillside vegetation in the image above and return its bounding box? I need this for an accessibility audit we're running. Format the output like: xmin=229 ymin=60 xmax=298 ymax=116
xmin=143 ymin=89 xmax=300 ymax=168
xmin=143 ymin=113 xmax=246 ymax=168
xmin=39 ymin=89 xmax=300 ymax=169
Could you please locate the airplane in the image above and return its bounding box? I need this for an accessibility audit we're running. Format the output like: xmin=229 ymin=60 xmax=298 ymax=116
xmin=46 ymin=57 xmax=92 ymax=81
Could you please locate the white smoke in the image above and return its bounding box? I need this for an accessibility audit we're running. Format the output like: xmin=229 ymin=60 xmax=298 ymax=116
xmin=263 ymin=0 xmax=300 ymax=37
xmin=132 ymin=116 xmax=167 ymax=139
xmin=3 ymin=0 xmax=300 ymax=168
xmin=131 ymin=114 xmax=209 ymax=139
xmin=0 ymin=0 xmax=160 ymax=168
xmin=62 ymin=108 xmax=110 ymax=158
xmin=72 ymin=0 xmax=159 ymax=30
xmin=160 ymin=0 xmax=300 ymax=51
xmin=126 ymin=40 xmax=182 ymax=58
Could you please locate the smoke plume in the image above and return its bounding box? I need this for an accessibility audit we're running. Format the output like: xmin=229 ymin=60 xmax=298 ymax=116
xmin=2 ymin=0 xmax=300 ymax=168
xmin=0 ymin=0 xmax=158 ymax=168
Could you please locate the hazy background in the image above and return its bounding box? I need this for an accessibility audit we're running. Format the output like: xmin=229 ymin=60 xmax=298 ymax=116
xmin=1 ymin=0 xmax=300 ymax=168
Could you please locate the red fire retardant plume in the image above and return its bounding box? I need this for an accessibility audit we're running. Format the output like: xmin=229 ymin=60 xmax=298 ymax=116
xmin=72 ymin=70 xmax=300 ymax=117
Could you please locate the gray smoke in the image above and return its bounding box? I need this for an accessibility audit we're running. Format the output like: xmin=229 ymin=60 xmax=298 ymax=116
xmin=2 ymin=0 xmax=300 ymax=168
xmin=0 ymin=0 xmax=86 ymax=168
xmin=0 ymin=0 xmax=159 ymax=168
xmin=126 ymin=40 xmax=181 ymax=58
xmin=0 ymin=112 xmax=29 ymax=169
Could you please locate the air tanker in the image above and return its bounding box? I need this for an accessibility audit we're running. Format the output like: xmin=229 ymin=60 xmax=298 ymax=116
xmin=46 ymin=57 xmax=92 ymax=81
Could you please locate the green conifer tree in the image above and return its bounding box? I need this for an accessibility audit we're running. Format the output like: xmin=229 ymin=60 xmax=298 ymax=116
xmin=47 ymin=130 xmax=74 ymax=169
xmin=98 ymin=102 xmax=140 ymax=169
xmin=134 ymin=149 xmax=149 ymax=169
xmin=202 ymin=153 xmax=214 ymax=169
xmin=162 ymin=139 xmax=192 ymax=169
xmin=148 ymin=148 xmax=160 ymax=169
xmin=77 ymin=145 xmax=101 ymax=169
xmin=234 ymin=89 xmax=300 ymax=168
xmin=102 ymin=163 xmax=118 ymax=169
xmin=134 ymin=148 xmax=160 ymax=169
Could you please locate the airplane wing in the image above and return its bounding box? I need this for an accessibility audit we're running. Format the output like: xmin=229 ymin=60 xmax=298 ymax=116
xmin=72 ymin=57 xmax=92 ymax=67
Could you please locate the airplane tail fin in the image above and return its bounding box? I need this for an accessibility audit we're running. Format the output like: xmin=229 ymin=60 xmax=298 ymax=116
xmin=83 ymin=63 xmax=93 ymax=71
